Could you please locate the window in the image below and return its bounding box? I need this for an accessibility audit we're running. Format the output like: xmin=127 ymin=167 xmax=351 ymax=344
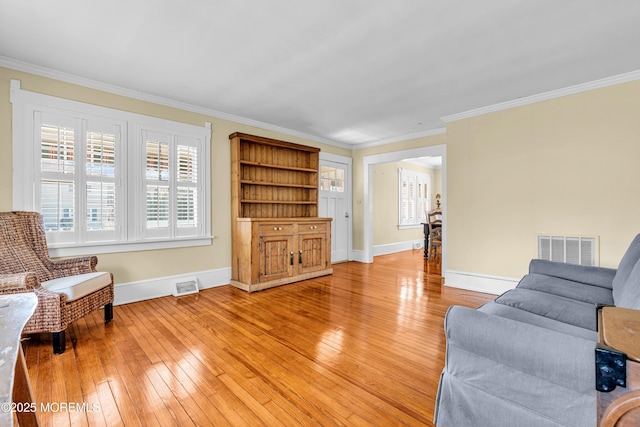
xmin=11 ymin=80 xmax=211 ymax=256
xmin=320 ymin=165 xmax=345 ymax=192
xmin=398 ymin=168 xmax=430 ymax=227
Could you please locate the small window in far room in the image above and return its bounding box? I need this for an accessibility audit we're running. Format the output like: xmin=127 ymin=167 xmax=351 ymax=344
xmin=398 ymin=168 xmax=430 ymax=228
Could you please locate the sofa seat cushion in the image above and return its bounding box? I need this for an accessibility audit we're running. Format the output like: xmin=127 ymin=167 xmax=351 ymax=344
xmin=495 ymin=288 xmax=597 ymax=330
xmin=478 ymin=301 xmax=598 ymax=341
xmin=517 ymin=273 xmax=614 ymax=306
xmin=41 ymin=272 xmax=111 ymax=302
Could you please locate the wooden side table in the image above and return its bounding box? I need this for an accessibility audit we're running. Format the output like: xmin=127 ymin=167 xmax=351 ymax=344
xmin=0 ymin=293 xmax=39 ymax=427
xmin=598 ymin=306 xmax=640 ymax=426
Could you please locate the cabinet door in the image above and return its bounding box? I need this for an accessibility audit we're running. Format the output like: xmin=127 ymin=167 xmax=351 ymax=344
xmin=259 ymin=235 xmax=294 ymax=282
xmin=298 ymin=232 xmax=327 ymax=274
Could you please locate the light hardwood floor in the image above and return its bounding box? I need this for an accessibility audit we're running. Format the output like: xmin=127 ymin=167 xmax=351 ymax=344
xmin=23 ymin=250 xmax=495 ymax=426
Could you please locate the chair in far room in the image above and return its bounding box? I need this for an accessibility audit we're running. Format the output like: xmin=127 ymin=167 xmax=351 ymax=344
xmin=427 ymin=210 xmax=442 ymax=260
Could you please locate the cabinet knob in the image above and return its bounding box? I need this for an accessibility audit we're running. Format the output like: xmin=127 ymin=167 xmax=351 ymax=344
xmin=273 ymin=227 xmax=282 ymax=231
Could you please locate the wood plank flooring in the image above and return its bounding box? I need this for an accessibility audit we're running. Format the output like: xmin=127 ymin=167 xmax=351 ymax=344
xmin=22 ymin=250 xmax=495 ymax=426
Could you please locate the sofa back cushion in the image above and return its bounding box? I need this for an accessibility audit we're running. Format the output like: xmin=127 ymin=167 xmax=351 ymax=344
xmin=612 ymin=234 xmax=640 ymax=304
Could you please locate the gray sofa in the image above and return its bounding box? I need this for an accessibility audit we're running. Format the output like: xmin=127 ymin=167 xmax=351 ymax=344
xmin=434 ymin=234 xmax=640 ymax=427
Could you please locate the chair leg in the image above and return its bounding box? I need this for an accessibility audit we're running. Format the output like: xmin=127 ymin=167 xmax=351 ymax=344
xmin=104 ymin=303 xmax=113 ymax=323
xmin=52 ymin=331 xmax=65 ymax=354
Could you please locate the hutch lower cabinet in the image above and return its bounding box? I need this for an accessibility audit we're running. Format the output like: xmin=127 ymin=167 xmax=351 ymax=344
xmin=231 ymin=218 xmax=332 ymax=292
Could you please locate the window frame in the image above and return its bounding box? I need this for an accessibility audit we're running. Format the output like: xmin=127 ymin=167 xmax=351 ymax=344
xmin=10 ymin=80 xmax=212 ymax=257
xmin=397 ymin=168 xmax=431 ymax=229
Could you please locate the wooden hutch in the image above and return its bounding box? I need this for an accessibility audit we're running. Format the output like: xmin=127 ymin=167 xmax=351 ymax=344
xmin=229 ymin=132 xmax=332 ymax=292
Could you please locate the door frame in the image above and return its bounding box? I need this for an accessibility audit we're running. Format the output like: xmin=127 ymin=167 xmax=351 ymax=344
xmin=319 ymin=152 xmax=353 ymax=262
xmin=363 ymin=145 xmax=447 ymax=269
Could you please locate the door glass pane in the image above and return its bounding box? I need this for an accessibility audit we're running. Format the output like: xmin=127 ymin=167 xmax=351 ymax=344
xmin=320 ymin=166 xmax=344 ymax=192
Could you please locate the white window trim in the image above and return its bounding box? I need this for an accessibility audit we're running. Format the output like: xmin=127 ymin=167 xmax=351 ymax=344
xmin=10 ymin=79 xmax=212 ymax=257
xmin=397 ymin=168 xmax=431 ymax=229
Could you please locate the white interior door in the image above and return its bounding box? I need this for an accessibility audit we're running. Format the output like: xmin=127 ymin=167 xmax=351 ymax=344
xmin=319 ymin=158 xmax=351 ymax=262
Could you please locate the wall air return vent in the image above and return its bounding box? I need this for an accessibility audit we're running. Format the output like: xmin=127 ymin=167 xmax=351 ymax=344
xmin=172 ymin=278 xmax=199 ymax=297
xmin=538 ymin=235 xmax=598 ymax=267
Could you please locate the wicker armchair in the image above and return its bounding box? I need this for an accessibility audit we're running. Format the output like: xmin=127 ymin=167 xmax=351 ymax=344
xmin=0 ymin=211 xmax=114 ymax=354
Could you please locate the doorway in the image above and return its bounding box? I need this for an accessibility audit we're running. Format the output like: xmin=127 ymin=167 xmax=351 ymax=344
xmin=363 ymin=145 xmax=447 ymax=269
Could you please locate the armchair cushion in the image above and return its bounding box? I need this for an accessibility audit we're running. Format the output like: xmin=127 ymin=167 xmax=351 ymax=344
xmin=41 ymin=272 xmax=112 ymax=302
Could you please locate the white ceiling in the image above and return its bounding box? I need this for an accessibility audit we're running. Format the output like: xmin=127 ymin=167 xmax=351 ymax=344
xmin=1 ymin=1 xmax=640 ymax=147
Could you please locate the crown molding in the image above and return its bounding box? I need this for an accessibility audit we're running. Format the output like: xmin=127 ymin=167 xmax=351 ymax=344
xmin=441 ymin=69 xmax=640 ymax=123
xmin=6 ymin=55 xmax=637 ymax=150
xmin=0 ymin=55 xmax=353 ymax=150
xmin=354 ymin=127 xmax=447 ymax=150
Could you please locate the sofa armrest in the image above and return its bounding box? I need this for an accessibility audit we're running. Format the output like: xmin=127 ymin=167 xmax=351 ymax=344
xmin=445 ymin=305 xmax=596 ymax=393
xmin=529 ymin=259 xmax=616 ymax=289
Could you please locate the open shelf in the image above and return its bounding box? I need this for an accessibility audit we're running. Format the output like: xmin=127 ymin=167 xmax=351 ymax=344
xmin=240 ymin=180 xmax=317 ymax=189
xmin=231 ymin=132 xmax=320 ymax=219
xmin=239 ymin=160 xmax=317 ymax=173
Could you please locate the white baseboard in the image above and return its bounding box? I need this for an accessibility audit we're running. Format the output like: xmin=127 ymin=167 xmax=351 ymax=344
xmin=113 ymin=267 xmax=232 ymax=306
xmin=373 ymin=240 xmax=422 ymax=257
xmin=444 ymin=270 xmax=519 ymax=296
xmin=350 ymin=250 xmax=367 ymax=263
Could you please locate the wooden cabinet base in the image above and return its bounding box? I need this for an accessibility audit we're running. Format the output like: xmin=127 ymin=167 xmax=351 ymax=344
xmin=231 ymin=218 xmax=332 ymax=292
xmin=231 ymin=267 xmax=333 ymax=293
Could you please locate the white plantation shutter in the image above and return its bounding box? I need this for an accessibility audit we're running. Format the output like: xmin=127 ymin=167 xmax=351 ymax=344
xmin=400 ymin=175 xmax=410 ymax=224
xmin=39 ymin=118 xmax=77 ymax=240
xmin=145 ymin=135 xmax=171 ymax=237
xmin=85 ymin=121 xmax=120 ymax=242
xmin=142 ymin=130 xmax=204 ymax=239
xmin=176 ymin=141 xmax=198 ymax=232
xmin=398 ymin=168 xmax=431 ymax=226
xmin=416 ymin=177 xmax=428 ymax=222
xmin=12 ymin=82 xmax=211 ymax=255
xmin=37 ymin=113 xmax=124 ymax=245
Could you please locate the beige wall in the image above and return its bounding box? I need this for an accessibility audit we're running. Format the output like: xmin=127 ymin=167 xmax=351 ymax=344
xmin=372 ymin=161 xmax=441 ymax=246
xmin=0 ymin=66 xmax=349 ymax=284
xmin=447 ymin=79 xmax=640 ymax=278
